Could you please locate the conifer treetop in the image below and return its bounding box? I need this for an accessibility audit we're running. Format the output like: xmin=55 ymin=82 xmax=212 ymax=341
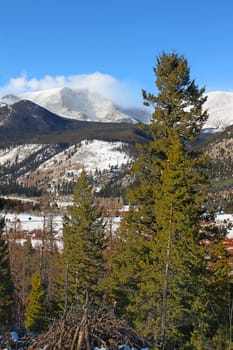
xmin=142 ymin=51 xmax=208 ymax=142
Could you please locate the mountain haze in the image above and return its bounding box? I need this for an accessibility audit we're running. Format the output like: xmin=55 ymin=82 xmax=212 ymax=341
xmin=20 ymin=87 xmax=149 ymax=123
xmin=0 ymin=94 xmax=20 ymax=105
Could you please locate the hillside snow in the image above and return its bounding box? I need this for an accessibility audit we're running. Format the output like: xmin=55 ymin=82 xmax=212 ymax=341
xmin=203 ymin=91 xmax=233 ymax=130
xmin=18 ymin=140 xmax=132 ymax=192
xmin=36 ymin=139 xmax=131 ymax=175
xmin=0 ymin=144 xmax=44 ymax=166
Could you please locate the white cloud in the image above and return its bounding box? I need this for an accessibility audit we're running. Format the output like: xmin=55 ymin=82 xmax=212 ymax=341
xmin=0 ymin=72 xmax=142 ymax=107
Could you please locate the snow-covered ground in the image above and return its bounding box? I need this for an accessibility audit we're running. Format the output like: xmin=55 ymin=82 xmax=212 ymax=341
xmin=3 ymin=212 xmax=63 ymax=250
xmin=1 ymin=207 xmax=123 ymax=249
xmin=2 ymin=209 xmax=233 ymax=255
xmin=216 ymin=213 xmax=233 ymax=238
xmin=0 ymin=144 xmax=44 ymax=166
xmin=4 ymin=212 xmax=62 ymax=234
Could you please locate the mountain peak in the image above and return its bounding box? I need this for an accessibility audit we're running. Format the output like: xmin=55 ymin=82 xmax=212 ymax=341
xmin=203 ymin=91 xmax=233 ymax=130
xmin=20 ymin=87 xmax=140 ymax=123
xmin=1 ymin=94 xmax=20 ymax=105
xmin=3 ymin=87 xmax=233 ymax=130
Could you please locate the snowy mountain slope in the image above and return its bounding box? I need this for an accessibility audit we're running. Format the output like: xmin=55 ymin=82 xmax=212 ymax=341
xmin=0 ymin=140 xmax=131 ymax=196
xmin=203 ymin=91 xmax=233 ymax=130
xmin=37 ymin=139 xmax=130 ymax=172
xmin=20 ymin=87 xmax=140 ymax=123
xmin=0 ymin=143 xmax=68 ymax=189
xmin=19 ymin=140 xmax=131 ymax=192
xmin=2 ymin=88 xmax=233 ymax=130
xmin=20 ymin=89 xmax=233 ymax=129
xmin=0 ymin=144 xmax=44 ymax=166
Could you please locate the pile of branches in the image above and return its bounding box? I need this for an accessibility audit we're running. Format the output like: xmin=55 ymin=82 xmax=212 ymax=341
xmin=28 ymin=307 xmax=149 ymax=350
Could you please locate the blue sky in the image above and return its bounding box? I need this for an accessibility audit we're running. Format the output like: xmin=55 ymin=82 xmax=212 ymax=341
xmin=0 ymin=0 xmax=233 ymax=106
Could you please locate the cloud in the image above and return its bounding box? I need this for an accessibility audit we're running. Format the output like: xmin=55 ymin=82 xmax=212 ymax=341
xmin=0 ymin=72 xmax=143 ymax=107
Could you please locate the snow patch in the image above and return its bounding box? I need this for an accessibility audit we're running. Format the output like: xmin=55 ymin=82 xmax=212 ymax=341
xmin=0 ymin=144 xmax=44 ymax=166
xmin=204 ymin=91 xmax=233 ymax=131
xmin=36 ymin=140 xmax=131 ymax=174
xmin=216 ymin=213 xmax=233 ymax=238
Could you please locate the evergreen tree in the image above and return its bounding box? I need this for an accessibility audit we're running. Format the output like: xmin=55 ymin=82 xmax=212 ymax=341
xmin=62 ymin=170 xmax=107 ymax=308
xmin=107 ymin=52 xmax=231 ymax=348
xmin=24 ymin=269 xmax=45 ymax=333
xmin=0 ymin=217 xmax=13 ymax=329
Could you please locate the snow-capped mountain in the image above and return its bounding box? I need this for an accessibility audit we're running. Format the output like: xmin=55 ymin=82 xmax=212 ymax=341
xmin=203 ymin=91 xmax=233 ymax=131
xmin=0 ymin=99 xmax=149 ymax=145
xmin=2 ymin=88 xmax=233 ymax=130
xmin=1 ymin=94 xmax=20 ymax=105
xmin=19 ymin=87 xmax=145 ymax=123
xmin=1 ymin=87 xmax=150 ymax=123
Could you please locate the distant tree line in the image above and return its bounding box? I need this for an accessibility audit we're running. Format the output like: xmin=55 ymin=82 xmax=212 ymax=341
xmin=0 ymin=197 xmax=40 ymax=213
xmin=0 ymin=182 xmax=42 ymax=197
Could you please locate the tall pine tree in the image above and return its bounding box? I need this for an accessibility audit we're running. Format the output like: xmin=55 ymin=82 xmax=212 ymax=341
xmin=107 ymin=52 xmax=231 ymax=349
xmin=62 ymin=170 xmax=107 ymax=308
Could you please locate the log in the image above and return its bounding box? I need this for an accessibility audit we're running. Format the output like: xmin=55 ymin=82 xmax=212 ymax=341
xmin=28 ymin=307 xmax=149 ymax=350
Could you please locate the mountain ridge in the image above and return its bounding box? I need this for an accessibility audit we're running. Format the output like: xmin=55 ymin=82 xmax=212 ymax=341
xmin=1 ymin=87 xmax=233 ymax=130
xmin=0 ymin=99 xmax=150 ymax=145
xmin=0 ymin=88 xmax=233 ymax=198
xmin=1 ymin=87 xmax=150 ymax=124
